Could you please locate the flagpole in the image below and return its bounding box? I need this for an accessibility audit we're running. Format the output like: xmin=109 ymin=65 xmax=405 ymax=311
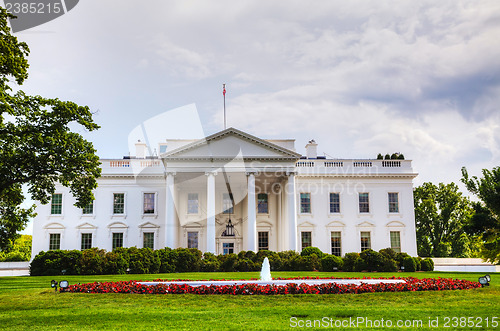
xmin=223 ymin=83 xmax=226 ymax=129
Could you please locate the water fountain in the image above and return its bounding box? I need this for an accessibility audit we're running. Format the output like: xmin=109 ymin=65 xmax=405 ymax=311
xmin=260 ymin=257 xmax=272 ymax=281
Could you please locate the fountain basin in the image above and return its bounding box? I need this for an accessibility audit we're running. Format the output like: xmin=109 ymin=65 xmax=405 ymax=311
xmin=138 ymin=278 xmax=406 ymax=287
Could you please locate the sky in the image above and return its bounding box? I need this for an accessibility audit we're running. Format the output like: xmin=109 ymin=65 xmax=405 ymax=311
xmin=4 ymin=1 xmax=499 ymax=234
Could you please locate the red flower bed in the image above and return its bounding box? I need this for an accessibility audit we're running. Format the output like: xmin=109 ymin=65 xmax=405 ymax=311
xmin=64 ymin=277 xmax=481 ymax=295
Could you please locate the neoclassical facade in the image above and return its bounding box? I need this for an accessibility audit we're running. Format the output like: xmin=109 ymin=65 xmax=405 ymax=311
xmin=31 ymin=128 xmax=418 ymax=257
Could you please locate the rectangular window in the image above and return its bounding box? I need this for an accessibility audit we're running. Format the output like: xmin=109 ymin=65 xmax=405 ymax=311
xmin=329 ymin=193 xmax=340 ymax=213
xmin=388 ymin=193 xmax=399 ymax=213
xmin=359 ymin=193 xmax=370 ymax=213
xmin=300 ymin=193 xmax=311 ymax=213
xmin=49 ymin=233 xmax=60 ymax=250
xmin=257 ymin=194 xmax=268 ymax=214
xmin=51 ymin=194 xmax=62 ymax=215
xmin=81 ymin=233 xmax=92 ymax=250
xmin=143 ymin=232 xmax=154 ymax=249
xmin=113 ymin=193 xmax=125 ymax=214
xmin=258 ymin=232 xmax=269 ymax=251
xmin=390 ymin=231 xmax=401 ymax=253
xmin=223 ymin=242 xmax=234 ymax=255
xmin=187 ymin=193 xmax=199 ymax=214
xmin=143 ymin=193 xmax=155 ymax=214
xmin=187 ymin=232 xmax=198 ymax=249
xmin=82 ymin=201 xmax=94 ymax=215
xmin=360 ymin=232 xmax=371 ymax=251
xmin=301 ymin=231 xmax=312 ymax=249
xmin=112 ymin=233 xmax=123 ymax=250
xmin=331 ymin=232 xmax=342 ymax=256
xmin=223 ymin=193 xmax=234 ymax=214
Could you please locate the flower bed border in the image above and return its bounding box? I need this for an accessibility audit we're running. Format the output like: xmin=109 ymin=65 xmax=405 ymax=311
xmin=65 ymin=276 xmax=481 ymax=295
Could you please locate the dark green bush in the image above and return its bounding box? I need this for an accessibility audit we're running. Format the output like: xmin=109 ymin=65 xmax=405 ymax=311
xmin=103 ymin=251 xmax=127 ymax=274
xmin=128 ymin=247 xmax=160 ymax=274
xmin=343 ymin=252 xmax=360 ymax=272
xmin=381 ymin=258 xmax=398 ymax=272
xmin=219 ymin=253 xmax=238 ymax=272
xmin=156 ymin=248 xmax=176 ymax=273
xmin=359 ymin=249 xmax=385 ymax=271
xmin=414 ymin=257 xmax=422 ymax=271
xmin=421 ymin=258 xmax=434 ymax=271
xmin=175 ymin=248 xmax=202 ymax=272
xmin=30 ymin=250 xmax=82 ymax=276
xmin=402 ymin=256 xmax=417 ymax=272
xmin=80 ymin=248 xmax=105 ymax=275
xmin=301 ymin=246 xmax=324 ymax=258
xmin=379 ymin=248 xmax=397 ymax=261
xmin=321 ymin=255 xmax=343 ymax=271
xmin=200 ymin=252 xmax=220 ymax=272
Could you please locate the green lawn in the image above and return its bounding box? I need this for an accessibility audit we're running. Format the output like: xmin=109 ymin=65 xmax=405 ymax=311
xmin=0 ymin=272 xmax=498 ymax=330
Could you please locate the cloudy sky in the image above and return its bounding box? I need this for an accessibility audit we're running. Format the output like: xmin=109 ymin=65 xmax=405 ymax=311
xmin=6 ymin=1 xmax=500 ymax=234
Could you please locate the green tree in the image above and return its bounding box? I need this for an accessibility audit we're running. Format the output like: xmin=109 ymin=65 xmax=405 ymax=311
xmin=414 ymin=182 xmax=477 ymax=257
xmin=461 ymin=166 xmax=500 ymax=264
xmin=0 ymin=8 xmax=101 ymax=250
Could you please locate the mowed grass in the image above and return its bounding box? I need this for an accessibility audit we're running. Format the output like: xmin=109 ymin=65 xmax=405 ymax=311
xmin=0 ymin=272 xmax=498 ymax=330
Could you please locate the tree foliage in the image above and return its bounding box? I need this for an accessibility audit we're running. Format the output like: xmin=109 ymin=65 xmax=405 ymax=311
xmin=462 ymin=166 xmax=500 ymax=264
xmin=0 ymin=8 xmax=101 ymax=250
xmin=414 ymin=182 xmax=477 ymax=257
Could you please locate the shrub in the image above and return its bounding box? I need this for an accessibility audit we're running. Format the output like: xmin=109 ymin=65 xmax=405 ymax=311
xmin=30 ymin=250 xmax=83 ymax=276
xmin=414 ymin=257 xmax=422 ymax=271
xmin=354 ymin=258 xmax=368 ymax=272
xmin=395 ymin=252 xmax=411 ymax=266
xmin=321 ymin=255 xmax=343 ymax=271
xmin=384 ymin=154 xmax=391 ymax=160
xmin=301 ymin=247 xmax=324 ymax=258
xmin=201 ymin=252 xmax=220 ymax=272
xmin=174 ymin=248 xmax=202 ymax=272
xmin=219 ymin=253 xmax=238 ymax=272
xmin=80 ymin=248 xmax=106 ymax=275
xmin=127 ymin=247 xmax=160 ymax=274
xmin=398 ymin=154 xmax=405 ymax=160
xmin=379 ymin=248 xmax=397 ymax=261
xmin=278 ymin=250 xmax=300 ymax=270
xmin=343 ymin=253 xmax=360 ymax=272
xmin=381 ymin=258 xmax=398 ymax=272
xmin=103 ymin=251 xmax=128 ymax=274
xmin=377 ymin=153 xmax=383 ymax=159
xmin=421 ymin=258 xmax=434 ymax=271
xmin=1 ymin=251 xmax=26 ymax=262
xmin=235 ymin=259 xmax=253 ymax=272
xmin=402 ymin=256 xmax=417 ymax=272
xmin=359 ymin=249 xmax=385 ymax=271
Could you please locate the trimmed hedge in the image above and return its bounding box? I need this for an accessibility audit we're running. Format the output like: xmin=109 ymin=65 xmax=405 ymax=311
xmin=30 ymin=247 xmax=432 ymax=276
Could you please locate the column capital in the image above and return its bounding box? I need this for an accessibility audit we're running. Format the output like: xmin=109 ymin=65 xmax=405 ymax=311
xmin=245 ymin=171 xmax=258 ymax=176
xmin=286 ymin=171 xmax=296 ymax=176
xmin=165 ymin=171 xmax=176 ymax=177
xmin=205 ymin=171 xmax=218 ymax=177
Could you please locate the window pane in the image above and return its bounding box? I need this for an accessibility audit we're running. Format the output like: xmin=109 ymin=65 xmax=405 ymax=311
xmin=390 ymin=231 xmax=401 ymax=253
xmin=331 ymin=231 xmax=341 ymax=256
xmin=143 ymin=193 xmax=155 ymax=214
xmin=359 ymin=193 xmax=369 ymax=213
xmin=81 ymin=233 xmax=92 ymax=250
xmin=51 ymin=194 xmax=62 ymax=215
xmin=223 ymin=193 xmax=234 ymax=214
xmin=82 ymin=201 xmax=94 ymax=215
xmin=112 ymin=233 xmax=123 ymax=250
xmin=113 ymin=194 xmax=124 ymax=214
xmin=301 ymin=231 xmax=312 ymax=249
xmin=330 ymin=193 xmax=340 ymax=213
xmin=187 ymin=193 xmax=199 ymax=214
xmin=360 ymin=231 xmax=371 ymax=251
xmin=187 ymin=232 xmax=198 ymax=249
xmin=49 ymin=233 xmax=60 ymax=250
xmin=257 ymin=194 xmax=268 ymax=214
xmin=258 ymin=232 xmax=269 ymax=251
xmin=143 ymin=232 xmax=154 ymax=249
xmin=223 ymin=242 xmax=234 ymax=255
xmin=388 ymin=193 xmax=399 ymax=213
xmin=300 ymin=193 xmax=311 ymax=213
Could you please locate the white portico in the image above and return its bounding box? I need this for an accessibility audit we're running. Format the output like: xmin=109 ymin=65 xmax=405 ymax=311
xmin=160 ymin=128 xmax=301 ymax=254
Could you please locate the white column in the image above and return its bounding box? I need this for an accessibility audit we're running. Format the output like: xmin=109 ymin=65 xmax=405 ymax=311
xmin=206 ymin=172 xmax=217 ymax=253
xmin=287 ymin=172 xmax=298 ymax=251
xmin=165 ymin=172 xmax=176 ymax=248
xmin=247 ymin=172 xmax=257 ymax=252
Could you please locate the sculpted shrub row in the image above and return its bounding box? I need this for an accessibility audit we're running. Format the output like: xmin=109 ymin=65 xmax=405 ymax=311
xmin=30 ymin=247 xmax=433 ymax=276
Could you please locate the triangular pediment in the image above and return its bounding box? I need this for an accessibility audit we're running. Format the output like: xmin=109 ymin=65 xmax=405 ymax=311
xmin=161 ymin=128 xmax=301 ymax=161
xmin=76 ymin=222 xmax=97 ymax=230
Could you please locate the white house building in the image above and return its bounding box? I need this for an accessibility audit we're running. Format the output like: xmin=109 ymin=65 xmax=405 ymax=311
xmin=31 ymin=128 xmax=418 ymax=257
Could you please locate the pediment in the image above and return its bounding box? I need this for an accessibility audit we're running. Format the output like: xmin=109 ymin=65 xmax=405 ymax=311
xmin=326 ymin=221 xmax=346 ymax=228
xmin=386 ymin=221 xmax=405 ymax=227
xmin=139 ymin=221 xmax=160 ymax=229
xmin=76 ymin=222 xmax=97 ymax=230
xmin=182 ymin=221 xmax=203 ymax=228
xmin=356 ymin=221 xmax=375 ymax=227
xmin=44 ymin=222 xmax=65 ymax=230
xmin=161 ymin=128 xmax=301 ymax=161
xmin=107 ymin=222 xmax=128 ymax=229
xmin=298 ymin=221 xmax=316 ymax=228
